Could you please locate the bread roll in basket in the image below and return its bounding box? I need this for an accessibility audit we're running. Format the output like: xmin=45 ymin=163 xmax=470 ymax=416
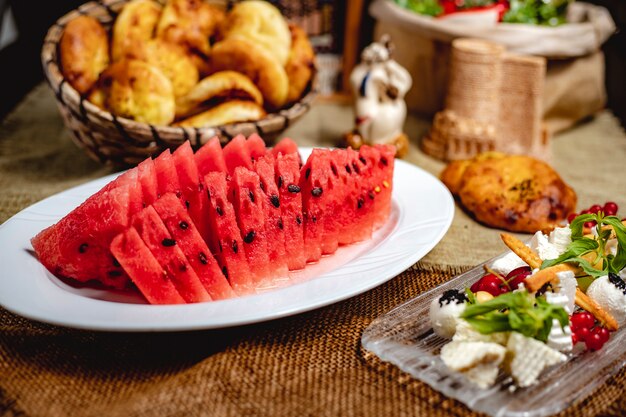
xmin=41 ymin=0 xmax=317 ymax=165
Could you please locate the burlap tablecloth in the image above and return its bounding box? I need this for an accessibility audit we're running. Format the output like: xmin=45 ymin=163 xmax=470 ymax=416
xmin=1 ymin=84 xmax=626 ymax=417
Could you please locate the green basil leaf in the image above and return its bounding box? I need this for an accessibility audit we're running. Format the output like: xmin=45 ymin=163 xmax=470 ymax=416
xmin=603 ymin=216 xmax=626 ymax=272
xmin=463 ymin=315 xmax=512 ymax=334
xmin=570 ymin=214 xmax=596 ymax=240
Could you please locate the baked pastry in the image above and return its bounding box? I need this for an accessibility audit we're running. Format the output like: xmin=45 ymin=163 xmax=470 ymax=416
xmin=59 ymin=16 xmax=109 ymax=94
xmin=174 ymin=100 xmax=266 ymax=128
xmin=218 ymin=0 xmax=291 ymax=66
xmin=111 ymin=0 xmax=162 ymax=61
xmin=157 ymin=0 xmax=224 ymax=74
xmin=210 ymin=38 xmax=288 ymax=110
xmin=285 ymin=24 xmax=315 ymax=105
xmin=175 ymin=71 xmax=263 ymax=119
xmin=95 ymin=60 xmax=175 ymax=125
xmin=140 ymin=39 xmax=199 ymax=98
xmin=441 ymin=152 xmax=577 ymax=233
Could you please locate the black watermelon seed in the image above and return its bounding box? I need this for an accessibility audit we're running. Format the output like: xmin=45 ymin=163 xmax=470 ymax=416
xmin=232 ymin=240 xmax=238 ymax=254
xmin=218 ymin=241 xmax=223 ymax=252
xmin=176 ymin=191 xmax=182 ymax=198
xmin=207 ymin=189 xmax=211 ymax=199
xmin=78 ymin=243 xmax=88 ymax=253
xmin=352 ymin=162 xmax=360 ymax=174
xmin=244 ymin=231 xmax=256 ymax=244
xmin=142 ymin=202 xmax=147 ymax=208
xmin=305 ymin=168 xmax=311 ymax=179
xmin=179 ymin=263 xmax=187 ymax=272
xmin=112 ymin=257 xmax=121 ymax=267
xmin=248 ymin=190 xmax=255 ymax=203
xmin=311 ymin=187 xmax=323 ymax=197
xmin=277 ymin=218 xmax=284 ymax=230
xmin=270 ymin=194 xmax=280 ymax=208
xmin=179 ymin=221 xmax=188 ymax=230
xmin=288 ymin=184 xmax=301 ymax=193
xmin=216 ymin=205 xmax=224 ymax=216
xmin=222 ymin=266 xmax=229 ymax=279
xmin=108 ymin=270 xmax=122 ymax=277
xmin=296 ymin=215 xmax=302 ymax=225
xmin=162 ymin=238 xmax=176 ymax=247
xmin=357 ymin=198 xmax=364 ymax=209
xmin=331 ymin=164 xmax=338 ymax=176
xmin=369 ymin=191 xmax=375 ymax=200
xmin=185 ymin=200 xmax=190 ymax=209
xmin=199 ymin=252 xmax=208 ymax=265
xmin=260 ymin=181 xmax=266 ymax=192
xmin=345 ymin=164 xmax=352 ymax=174
xmin=311 ymin=215 xmax=317 ymax=223
xmin=359 ymin=156 xmax=367 ymax=165
xmin=278 ymin=176 xmax=283 ymax=188
xmin=381 ymin=157 xmax=388 ymax=166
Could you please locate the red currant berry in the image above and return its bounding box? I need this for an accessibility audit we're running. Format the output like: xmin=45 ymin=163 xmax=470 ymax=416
xmin=470 ymin=280 xmax=481 ymax=293
xmin=584 ymin=221 xmax=597 ymax=229
xmin=506 ymin=266 xmax=532 ymax=290
xmin=570 ymin=312 xmax=595 ymax=331
xmin=580 ymin=209 xmax=591 ymax=215
xmin=592 ymin=327 xmax=610 ymax=344
xmin=571 ymin=333 xmax=578 ymax=345
xmin=566 ymin=213 xmax=578 ymax=224
xmin=576 ymin=327 xmax=591 ymax=343
xmin=604 ymin=201 xmax=618 ymax=216
xmin=589 ymin=204 xmax=603 ymax=214
xmin=478 ymin=280 xmax=505 ymax=297
xmin=585 ymin=332 xmax=605 ymax=351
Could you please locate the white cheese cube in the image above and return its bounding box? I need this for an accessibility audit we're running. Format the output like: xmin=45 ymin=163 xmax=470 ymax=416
xmin=505 ymin=332 xmax=566 ymax=387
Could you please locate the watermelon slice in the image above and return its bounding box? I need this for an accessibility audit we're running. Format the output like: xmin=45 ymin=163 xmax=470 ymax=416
xmin=359 ymin=145 xmax=395 ymax=228
xmin=110 ymin=228 xmax=185 ymax=304
xmin=204 ymin=171 xmax=254 ymax=295
xmin=153 ymin=149 xmax=181 ymax=197
xmin=270 ymin=137 xmax=299 ymax=158
xmin=153 ymin=193 xmax=235 ymax=300
xmin=274 ymin=152 xmax=306 ymax=270
xmin=230 ymin=166 xmax=274 ymax=286
xmin=132 ymin=206 xmax=211 ymax=303
xmin=101 ymin=168 xmax=144 ymax=216
xmin=328 ymin=149 xmax=359 ymax=245
xmin=195 ymin=136 xmax=227 ymax=176
xmin=246 ymin=133 xmax=266 ymax=162
xmin=172 ymin=142 xmax=210 ymax=242
xmin=345 ymin=147 xmax=375 ymax=242
xmin=137 ymin=158 xmax=158 ymax=207
xmin=223 ymin=134 xmax=253 ymax=175
xmin=31 ymin=185 xmax=132 ymax=288
xmin=254 ymin=155 xmax=289 ymax=280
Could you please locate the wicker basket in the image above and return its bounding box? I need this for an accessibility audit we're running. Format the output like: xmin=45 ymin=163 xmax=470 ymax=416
xmin=41 ymin=0 xmax=318 ymax=165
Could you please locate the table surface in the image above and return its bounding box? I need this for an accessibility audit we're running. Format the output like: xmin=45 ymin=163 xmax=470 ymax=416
xmin=1 ymin=84 xmax=626 ymax=417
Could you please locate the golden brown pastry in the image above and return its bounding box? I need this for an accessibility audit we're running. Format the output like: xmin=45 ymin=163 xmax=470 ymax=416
xmin=140 ymin=39 xmax=199 ymax=98
xmin=111 ymin=0 xmax=162 ymax=62
xmin=157 ymin=0 xmax=224 ymax=74
xmin=94 ymin=60 xmax=175 ymax=125
xmin=441 ymin=153 xmax=577 ymax=233
xmin=175 ymin=71 xmax=263 ymax=119
xmin=174 ymin=100 xmax=266 ymax=128
xmin=219 ymin=0 xmax=291 ymax=66
xmin=210 ymin=38 xmax=288 ymax=110
xmin=60 ymin=16 xmax=109 ymax=94
xmin=285 ymin=24 xmax=315 ymax=104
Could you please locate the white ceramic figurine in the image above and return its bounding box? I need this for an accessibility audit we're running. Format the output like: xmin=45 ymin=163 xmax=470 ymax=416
xmin=345 ymin=35 xmax=412 ymax=157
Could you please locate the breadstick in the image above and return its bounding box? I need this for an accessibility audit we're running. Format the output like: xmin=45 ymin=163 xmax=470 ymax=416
xmin=500 ymin=233 xmax=542 ymax=270
xmin=575 ymin=288 xmax=618 ymax=331
xmin=524 ymin=264 xmax=576 ymax=293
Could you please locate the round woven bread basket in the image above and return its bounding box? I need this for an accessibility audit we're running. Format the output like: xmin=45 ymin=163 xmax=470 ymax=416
xmin=41 ymin=0 xmax=318 ymax=166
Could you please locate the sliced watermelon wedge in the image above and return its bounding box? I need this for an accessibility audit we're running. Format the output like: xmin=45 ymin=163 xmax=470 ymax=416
xmin=132 ymin=206 xmax=211 ymax=303
xmin=137 ymin=158 xmax=158 ymax=207
xmin=153 ymin=149 xmax=181 ymax=197
xmin=246 ymin=133 xmax=266 ymax=162
xmin=270 ymin=137 xmax=299 ymax=158
xmin=223 ymin=134 xmax=253 ymax=175
xmin=195 ymin=136 xmax=227 ymax=176
xmin=153 ymin=193 xmax=235 ymax=300
xmin=204 ymin=171 xmax=255 ymax=295
xmin=110 ymin=228 xmax=185 ymax=304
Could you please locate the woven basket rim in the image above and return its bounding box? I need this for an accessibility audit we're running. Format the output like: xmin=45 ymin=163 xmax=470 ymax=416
xmin=41 ymin=0 xmax=318 ymax=138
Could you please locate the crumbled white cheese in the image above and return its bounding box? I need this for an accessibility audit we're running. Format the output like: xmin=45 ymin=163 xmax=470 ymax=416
xmin=463 ymin=363 xmax=501 ymax=389
xmin=430 ymin=297 xmax=466 ymax=339
xmin=553 ymin=270 xmax=577 ymax=314
xmin=587 ymin=275 xmax=626 ymax=326
xmin=546 ymin=319 xmax=573 ymax=353
xmin=441 ymin=340 xmax=506 ymax=388
xmin=549 ymin=227 xmax=572 ymax=255
xmin=505 ymin=332 xmax=566 ymax=387
xmin=530 ymin=231 xmax=560 ymax=261
xmin=491 ymin=252 xmax=526 ymax=276
xmin=453 ymin=320 xmax=509 ymax=345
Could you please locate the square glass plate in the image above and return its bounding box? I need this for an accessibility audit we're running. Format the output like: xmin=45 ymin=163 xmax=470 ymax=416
xmin=361 ymin=250 xmax=626 ymax=417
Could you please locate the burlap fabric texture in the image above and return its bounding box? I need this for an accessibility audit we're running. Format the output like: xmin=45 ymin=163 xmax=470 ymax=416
xmin=1 ymin=85 xmax=626 ymax=416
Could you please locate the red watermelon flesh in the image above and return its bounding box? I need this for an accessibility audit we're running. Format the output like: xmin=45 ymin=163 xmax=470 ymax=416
xmin=246 ymin=133 xmax=266 ymax=162
xmin=271 ymin=137 xmax=299 ymax=158
xmin=344 ymin=148 xmax=375 ymax=243
xmin=195 ymin=136 xmax=227 ymax=176
xmin=102 ymin=168 xmax=144 ymax=217
xmin=230 ymin=167 xmax=273 ymax=286
xmin=154 ymin=149 xmax=181 ymax=197
xmin=329 ymin=149 xmax=360 ymax=245
xmin=153 ymin=193 xmax=235 ymax=300
xmin=364 ymin=145 xmax=395 ymax=228
xmin=132 ymin=206 xmax=211 ymax=303
xmin=274 ymin=153 xmax=306 ymax=270
xmin=254 ymin=155 xmax=289 ymax=279
xmin=31 ymin=185 xmax=132 ymax=289
xmin=172 ymin=142 xmax=210 ymax=242
xmin=223 ymin=134 xmax=252 ymax=175
xmin=204 ymin=171 xmax=254 ymax=295
xmin=110 ymin=228 xmax=185 ymax=304
xmin=137 ymin=158 xmax=158 ymax=206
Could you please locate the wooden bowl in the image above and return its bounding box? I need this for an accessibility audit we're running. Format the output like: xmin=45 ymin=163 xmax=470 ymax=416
xmin=41 ymin=0 xmax=317 ymax=165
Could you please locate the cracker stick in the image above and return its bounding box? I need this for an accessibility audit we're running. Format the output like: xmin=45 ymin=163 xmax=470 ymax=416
xmin=500 ymin=233 xmax=542 ymax=270
xmin=575 ymin=288 xmax=618 ymax=331
xmin=524 ymin=264 xmax=575 ymax=293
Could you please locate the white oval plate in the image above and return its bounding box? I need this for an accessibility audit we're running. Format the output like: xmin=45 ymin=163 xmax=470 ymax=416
xmin=0 ymin=149 xmax=454 ymax=332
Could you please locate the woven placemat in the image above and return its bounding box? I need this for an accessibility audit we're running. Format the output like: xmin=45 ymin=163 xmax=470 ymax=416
xmin=1 ymin=84 xmax=626 ymax=416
